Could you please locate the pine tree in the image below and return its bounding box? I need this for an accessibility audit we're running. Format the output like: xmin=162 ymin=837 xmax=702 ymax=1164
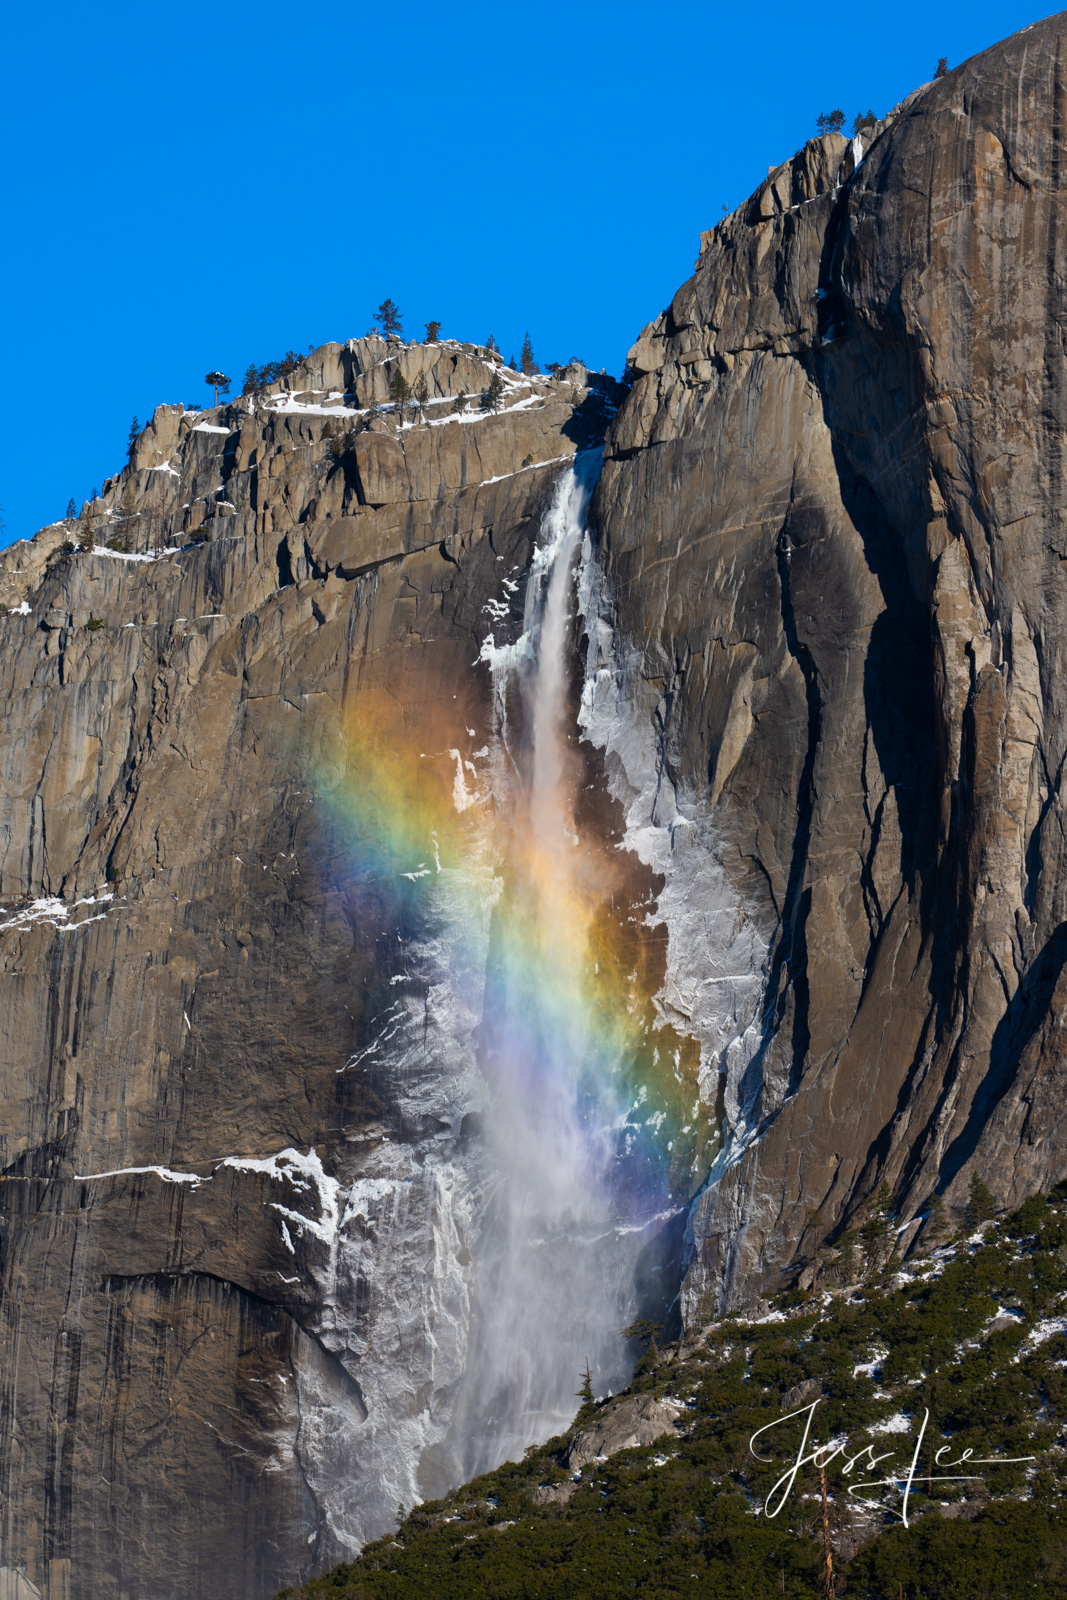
xmin=508 ymin=356 xmax=517 ymax=371
xmin=413 ymin=372 xmax=429 ymax=418
xmin=483 ymin=371 xmax=505 ymax=412
xmin=242 ymin=363 xmax=260 ymax=396
xmin=485 ymin=333 xmax=498 ymax=354
xmin=806 ymin=1208 xmax=825 ymax=1292
xmin=520 ymin=332 xmax=538 ymax=375
xmin=127 ymin=416 xmax=139 ymax=457
xmin=860 ymin=1181 xmax=896 ymax=1272
xmin=935 ymin=57 xmax=949 ymax=79
xmin=204 ymin=372 xmax=230 ymax=406
xmin=637 ymin=1330 xmax=659 ymax=1378
xmin=574 ymin=1361 xmax=596 ymax=1423
xmin=90 ymin=486 xmax=100 ymax=504
xmin=65 ymin=498 xmax=77 ymax=521
xmin=452 ymin=389 xmax=468 ymax=414
xmin=375 ymin=298 xmax=403 ymax=339
xmin=623 ymin=1319 xmax=662 ymax=1385
xmin=852 ymin=109 xmax=877 ymax=136
xmin=424 ymin=320 xmax=441 ymax=342
xmin=389 ymin=368 xmax=412 ymax=424
xmin=116 ymin=488 xmax=138 ymax=553
xmin=923 ymin=1191 xmax=950 ymax=1250
xmin=966 ymin=1171 xmax=995 ymax=1226
xmin=816 ymin=109 xmax=846 ymax=135
xmin=837 ymin=1229 xmax=859 ymax=1284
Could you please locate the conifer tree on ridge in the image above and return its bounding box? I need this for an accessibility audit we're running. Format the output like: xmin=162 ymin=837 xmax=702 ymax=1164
xmin=376 ymin=299 xmax=403 ymax=340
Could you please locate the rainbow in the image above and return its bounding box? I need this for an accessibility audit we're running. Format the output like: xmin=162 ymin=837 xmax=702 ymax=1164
xmin=313 ymin=535 xmax=717 ymax=1221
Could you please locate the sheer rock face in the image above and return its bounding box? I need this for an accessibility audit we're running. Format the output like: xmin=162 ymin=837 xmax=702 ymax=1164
xmin=0 ymin=345 xmax=619 ymax=1600
xmin=596 ymin=13 xmax=1067 ymax=1313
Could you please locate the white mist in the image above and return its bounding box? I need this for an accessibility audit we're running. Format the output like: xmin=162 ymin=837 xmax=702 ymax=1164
xmin=446 ymin=458 xmax=650 ymax=1481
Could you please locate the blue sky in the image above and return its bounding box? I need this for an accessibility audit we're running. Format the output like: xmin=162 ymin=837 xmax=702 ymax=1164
xmin=0 ymin=0 xmax=1048 ymax=546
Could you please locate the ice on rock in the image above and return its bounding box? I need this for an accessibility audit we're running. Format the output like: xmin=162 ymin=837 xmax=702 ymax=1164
xmin=576 ymin=510 xmax=769 ymax=1156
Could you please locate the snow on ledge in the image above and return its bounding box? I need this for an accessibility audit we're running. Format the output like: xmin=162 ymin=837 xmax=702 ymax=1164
xmin=93 ymin=546 xmax=182 ymax=563
xmin=65 ymin=1142 xmax=412 ymax=1261
xmin=0 ymin=892 xmax=115 ymax=935
xmin=75 ymin=1164 xmax=206 ymax=1187
xmin=221 ymin=1147 xmax=341 ymax=1249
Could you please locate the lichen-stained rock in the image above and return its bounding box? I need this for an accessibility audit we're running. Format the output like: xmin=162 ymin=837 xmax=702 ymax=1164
xmin=0 ymin=342 xmax=621 ymax=1600
xmin=594 ymin=13 xmax=1067 ymax=1317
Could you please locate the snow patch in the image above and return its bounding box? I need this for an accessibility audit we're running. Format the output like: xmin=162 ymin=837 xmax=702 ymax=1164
xmin=869 ymin=1412 xmax=911 ymax=1435
xmin=1026 ymin=1316 xmax=1067 ymax=1347
xmin=221 ymin=1147 xmax=342 ymax=1247
xmin=94 ymin=546 xmax=182 ymax=564
xmin=0 ymin=892 xmax=115 ymax=935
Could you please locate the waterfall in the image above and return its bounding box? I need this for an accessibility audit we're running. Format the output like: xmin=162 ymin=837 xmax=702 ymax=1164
xmin=316 ymin=456 xmax=742 ymax=1540
xmin=444 ymin=458 xmax=675 ymax=1480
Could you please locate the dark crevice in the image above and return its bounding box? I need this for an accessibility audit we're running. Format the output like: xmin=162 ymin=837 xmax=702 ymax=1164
xmin=302 ymin=537 xmax=325 ymax=582
xmin=940 ymin=920 xmax=1067 ymax=1189
xmin=772 ymin=515 xmax=820 ymax=1098
xmin=727 ymin=500 xmax=823 ymax=1132
xmin=1024 ymin=748 xmax=1063 ymax=912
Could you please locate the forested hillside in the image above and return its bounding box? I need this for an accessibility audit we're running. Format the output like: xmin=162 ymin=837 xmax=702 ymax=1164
xmin=280 ymin=1189 xmax=1067 ymax=1598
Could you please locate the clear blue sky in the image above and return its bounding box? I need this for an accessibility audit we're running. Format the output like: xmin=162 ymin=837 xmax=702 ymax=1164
xmin=0 ymin=0 xmax=1049 ymax=546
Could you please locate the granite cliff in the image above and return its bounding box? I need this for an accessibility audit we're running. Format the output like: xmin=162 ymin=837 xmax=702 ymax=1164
xmin=0 ymin=343 xmax=626 ymax=1599
xmin=598 ymin=8 xmax=1067 ymax=1318
xmin=2 ymin=12 xmax=1067 ymax=1598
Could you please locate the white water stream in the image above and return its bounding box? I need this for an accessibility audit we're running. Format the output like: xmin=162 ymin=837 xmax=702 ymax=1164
xmin=445 ymin=458 xmax=647 ymax=1480
xmin=247 ymin=459 xmax=768 ymax=1562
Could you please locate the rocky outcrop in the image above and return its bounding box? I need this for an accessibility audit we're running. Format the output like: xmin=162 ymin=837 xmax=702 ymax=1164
xmin=595 ymin=13 xmax=1067 ymax=1311
xmin=0 ymin=341 xmax=621 ymax=1600
xmin=565 ymin=1394 xmax=685 ymax=1470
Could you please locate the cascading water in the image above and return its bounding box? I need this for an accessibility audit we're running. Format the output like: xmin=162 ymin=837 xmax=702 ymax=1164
xmin=445 ymin=458 xmax=664 ymax=1479
xmin=311 ymin=454 xmax=754 ymax=1544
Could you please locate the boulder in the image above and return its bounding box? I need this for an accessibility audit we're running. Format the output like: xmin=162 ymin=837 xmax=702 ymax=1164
xmin=566 ymin=1395 xmax=685 ymax=1470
